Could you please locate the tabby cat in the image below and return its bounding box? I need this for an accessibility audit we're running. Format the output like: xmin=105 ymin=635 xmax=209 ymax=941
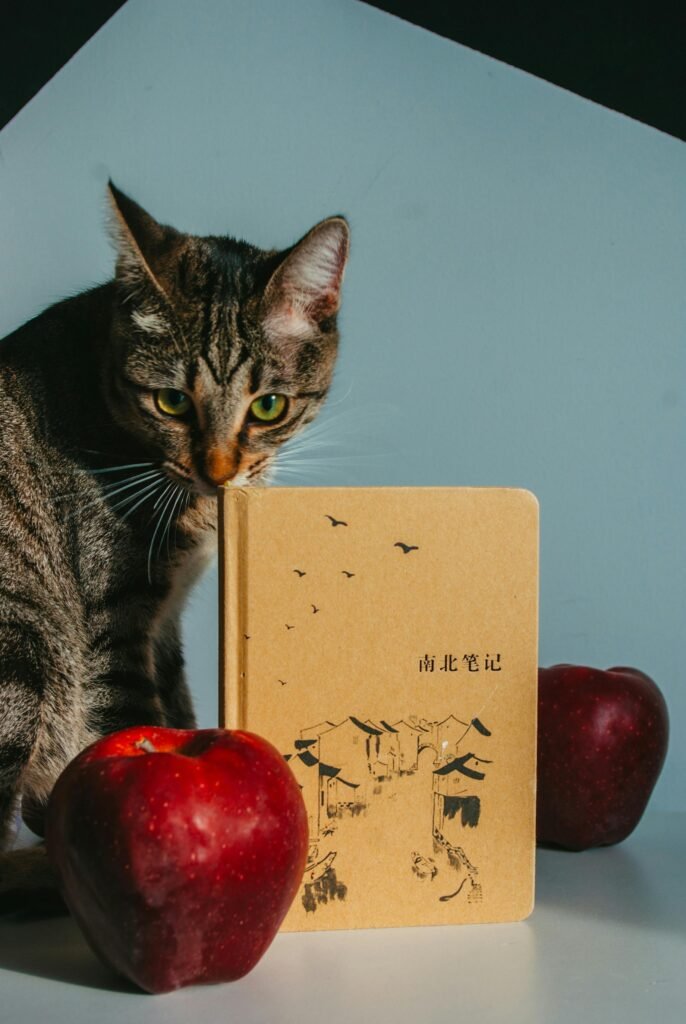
xmin=0 ymin=183 xmax=349 ymax=909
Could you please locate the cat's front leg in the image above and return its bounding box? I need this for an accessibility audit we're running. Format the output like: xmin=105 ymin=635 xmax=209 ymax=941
xmin=0 ymin=847 xmax=65 ymax=915
xmin=17 ymin=657 xmax=168 ymax=840
xmin=87 ymin=662 xmax=168 ymax=737
xmin=0 ymin=622 xmax=68 ymax=913
xmin=0 ymin=623 xmax=45 ymax=851
xmin=154 ymin=620 xmax=197 ymax=730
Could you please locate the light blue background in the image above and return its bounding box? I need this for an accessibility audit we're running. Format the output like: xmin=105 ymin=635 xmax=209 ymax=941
xmin=0 ymin=0 xmax=683 ymax=810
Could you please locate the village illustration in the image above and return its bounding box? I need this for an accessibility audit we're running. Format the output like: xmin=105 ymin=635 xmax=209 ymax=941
xmin=283 ymin=711 xmax=493 ymax=913
xmin=231 ymin=503 xmax=514 ymax=918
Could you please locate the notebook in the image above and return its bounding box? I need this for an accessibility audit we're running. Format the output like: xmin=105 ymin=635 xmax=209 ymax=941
xmin=219 ymin=486 xmax=539 ymax=931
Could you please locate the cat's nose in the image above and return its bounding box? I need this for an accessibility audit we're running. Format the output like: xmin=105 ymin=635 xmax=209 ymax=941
xmin=202 ymin=446 xmax=239 ymax=487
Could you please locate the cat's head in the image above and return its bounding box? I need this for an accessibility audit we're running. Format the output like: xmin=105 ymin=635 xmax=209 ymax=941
xmin=105 ymin=182 xmax=349 ymax=495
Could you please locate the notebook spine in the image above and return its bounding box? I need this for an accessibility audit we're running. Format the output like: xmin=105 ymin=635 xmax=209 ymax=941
xmin=218 ymin=486 xmax=248 ymax=730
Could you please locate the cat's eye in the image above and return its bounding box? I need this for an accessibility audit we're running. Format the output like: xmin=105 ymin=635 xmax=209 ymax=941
xmin=249 ymin=394 xmax=288 ymax=424
xmin=155 ymin=388 xmax=192 ymax=418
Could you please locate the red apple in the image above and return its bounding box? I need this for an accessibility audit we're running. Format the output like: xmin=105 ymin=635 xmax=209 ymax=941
xmin=537 ymin=664 xmax=669 ymax=850
xmin=45 ymin=727 xmax=308 ymax=993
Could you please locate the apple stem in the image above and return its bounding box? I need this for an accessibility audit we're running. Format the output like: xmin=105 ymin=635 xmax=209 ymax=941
xmin=136 ymin=738 xmax=158 ymax=754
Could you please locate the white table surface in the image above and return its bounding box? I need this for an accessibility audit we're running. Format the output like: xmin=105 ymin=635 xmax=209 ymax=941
xmin=2 ymin=810 xmax=684 ymax=1023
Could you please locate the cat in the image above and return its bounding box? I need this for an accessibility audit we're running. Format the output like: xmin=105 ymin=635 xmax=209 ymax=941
xmin=0 ymin=182 xmax=349 ymax=910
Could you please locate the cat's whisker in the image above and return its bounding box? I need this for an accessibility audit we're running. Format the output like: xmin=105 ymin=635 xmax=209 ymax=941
xmin=118 ymin=478 xmax=168 ymax=522
xmin=147 ymin=484 xmax=178 ymax=582
xmin=272 ymin=444 xmax=393 ymax=484
xmin=285 ymin=414 xmax=359 ymax=447
xmin=293 ymin=400 xmax=382 ymax=436
xmin=274 ymin=446 xmax=393 ymax=466
xmin=98 ymin=470 xmax=163 ymax=502
xmin=322 ymin=380 xmax=354 ymax=408
xmin=275 ymin=450 xmax=392 ymax=467
xmin=170 ymin=486 xmax=187 ymax=556
xmin=158 ymin=495 xmax=174 ymax=562
xmin=293 ymin=400 xmax=400 ymax=446
xmin=153 ymin=480 xmax=177 ymax=510
xmin=148 ymin=481 xmax=175 ymax=518
xmin=99 ymin=468 xmax=162 ymax=492
xmin=162 ymin=486 xmax=184 ymax=553
xmin=272 ymin=468 xmax=323 ymax=480
xmin=79 ymin=446 xmax=157 ymax=463
xmin=277 ymin=428 xmax=374 ymax=461
xmin=79 ymin=448 xmax=136 ymax=458
xmin=272 ymin=460 xmax=347 ymax=476
xmin=277 ymin=431 xmax=361 ymax=458
xmin=173 ymin=490 xmax=191 ymax=553
xmin=89 ymin=462 xmax=156 ymax=475
xmin=277 ymin=403 xmax=400 ymax=472
xmin=52 ymin=469 xmax=163 ymax=506
xmin=278 ymin=435 xmax=351 ymax=455
xmin=277 ymin=445 xmax=388 ymax=467
xmin=273 ymin=466 xmax=344 ymax=480
xmin=109 ymin=476 xmax=166 ymax=516
xmin=162 ymin=486 xmax=185 ymax=561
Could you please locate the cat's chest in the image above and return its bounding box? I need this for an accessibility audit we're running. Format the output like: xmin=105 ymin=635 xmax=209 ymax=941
xmin=157 ymin=525 xmax=217 ymax=626
xmin=80 ymin=493 xmax=217 ymax=644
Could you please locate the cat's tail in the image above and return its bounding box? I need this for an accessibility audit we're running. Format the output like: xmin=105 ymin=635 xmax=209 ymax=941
xmin=0 ymin=846 xmax=67 ymax=916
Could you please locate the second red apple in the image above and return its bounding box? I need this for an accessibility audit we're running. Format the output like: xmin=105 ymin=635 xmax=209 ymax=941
xmin=537 ymin=664 xmax=669 ymax=850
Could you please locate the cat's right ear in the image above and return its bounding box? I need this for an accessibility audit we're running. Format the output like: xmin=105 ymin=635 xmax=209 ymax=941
xmin=107 ymin=182 xmax=179 ymax=297
xmin=263 ymin=216 xmax=350 ymax=339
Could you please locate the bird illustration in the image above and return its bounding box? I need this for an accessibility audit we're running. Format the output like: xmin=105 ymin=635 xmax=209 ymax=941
xmin=293 ymin=569 xmax=306 ymax=577
xmin=394 ymin=541 xmax=419 ymax=554
xmin=312 ymin=604 xmax=320 ymax=614
xmin=277 ymin=679 xmax=288 ymax=686
xmin=243 ymin=634 xmax=251 ymax=640
xmin=341 ymin=570 xmax=355 ymax=578
xmin=285 ymin=623 xmax=295 ymax=630
xmin=325 ymin=514 xmax=348 ymax=527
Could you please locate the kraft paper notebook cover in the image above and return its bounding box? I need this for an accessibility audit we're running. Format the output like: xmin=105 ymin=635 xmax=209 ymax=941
xmin=218 ymin=486 xmax=539 ymax=931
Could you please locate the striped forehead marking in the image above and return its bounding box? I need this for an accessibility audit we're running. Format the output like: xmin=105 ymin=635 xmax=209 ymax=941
xmin=202 ymin=298 xmax=251 ymax=385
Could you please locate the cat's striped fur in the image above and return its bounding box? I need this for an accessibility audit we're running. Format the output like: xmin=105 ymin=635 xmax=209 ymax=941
xmin=0 ymin=184 xmax=348 ymax=909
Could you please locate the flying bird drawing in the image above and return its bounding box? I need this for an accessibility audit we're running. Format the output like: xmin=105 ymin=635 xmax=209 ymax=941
xmin=285 ymin=624 xmax=295 ymax=630
xmin=293 ymin=569 xmax=306 ymax=577
xmin=277 ymin=679 xmax=288 ymax=686
xmin=243 ymin=634 xmax=251 ymax=640
xmin=312 ymin=604 xmax=320 ymax=614
xmin=325 ymin=514 xmax=348 ymax=527
xmin=341 ymin=570 xmax=355 ymax=578
xmin=395 ymin=541 xmax=419 ymax=554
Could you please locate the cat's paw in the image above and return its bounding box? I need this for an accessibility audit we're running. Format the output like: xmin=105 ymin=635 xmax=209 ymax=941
xmin=21 ymin=794 xmax=47 ymax=838
xmin=0 ymin=846 xmax=67 ymax=917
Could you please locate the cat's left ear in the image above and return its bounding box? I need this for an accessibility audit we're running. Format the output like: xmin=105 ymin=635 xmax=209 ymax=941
xmin=263 ymin=217 xmax=350 ymax=337
xmin=107 ymin=181 xmax=180 ymax=296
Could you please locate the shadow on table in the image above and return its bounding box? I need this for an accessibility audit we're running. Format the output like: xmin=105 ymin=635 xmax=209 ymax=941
xmin=0 ymin=910 xmax=138 ymax=992
xmin=535 ymin=814 xmax=686 ymax=938
xmin=0 ymin=828 xmax=137 ymax=991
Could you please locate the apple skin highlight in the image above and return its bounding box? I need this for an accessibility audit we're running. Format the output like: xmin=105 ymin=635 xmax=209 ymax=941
xmin=536 ymin=665 xmax=669 ymax=851
xmin=46 ymin=726 xmax=309 ymax=993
